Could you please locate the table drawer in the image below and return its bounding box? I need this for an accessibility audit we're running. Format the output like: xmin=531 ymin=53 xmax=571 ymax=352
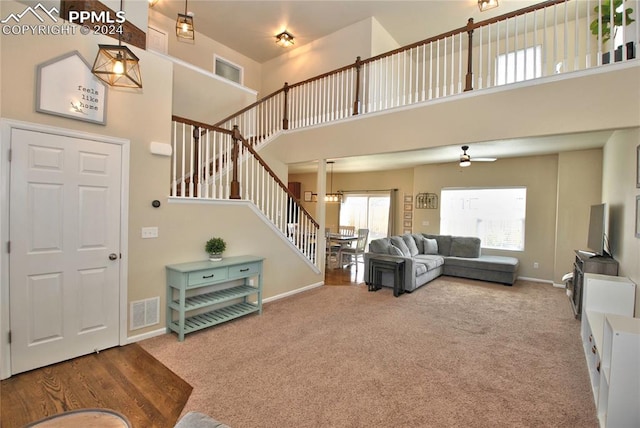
xmin=228 ymin=262 xmax=261 ymax=279
xmin=187 ymin=267 xmax=228 ymax=287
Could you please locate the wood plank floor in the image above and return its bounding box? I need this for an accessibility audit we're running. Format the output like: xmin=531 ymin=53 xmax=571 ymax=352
xmin=0 ymin=344 xmax=192 ymax=428
xmin=324 ymin=263 xmax=364 ymax=285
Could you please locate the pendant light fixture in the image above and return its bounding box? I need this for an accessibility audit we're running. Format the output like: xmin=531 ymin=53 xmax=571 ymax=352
xmin=325 ymin=161 xmax=342 ymax=203
xmin=91 ymin=1 xmax=142 ymax=88
xmin=478 ymin=0 xmax=499 ymax=12
xmin=176 ymin=0 xmax=195 ymax=40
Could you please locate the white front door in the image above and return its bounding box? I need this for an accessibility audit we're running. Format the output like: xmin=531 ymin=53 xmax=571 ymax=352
xmin=9 ymin=128 xmax=122 ymax=374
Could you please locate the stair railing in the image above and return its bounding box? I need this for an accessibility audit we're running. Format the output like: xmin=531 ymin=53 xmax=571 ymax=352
xmin=208 ymin=0 xmax=636 ymax=149
xmin=171 ymin=116 xmax=320 ymax=265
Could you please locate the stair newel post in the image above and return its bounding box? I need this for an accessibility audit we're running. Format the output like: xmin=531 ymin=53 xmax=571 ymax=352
xmin=464 ymin=18 xmax=474 ymax=92
xmin=352 ymin=56 xmax=362 ymax=115
xmin=230 ymin=125 xmax=241 ymax=199
xmin=282 ymin=82 xmax=290 ymax=130
xmin=192 ymin=126 xmax=200 ymax=197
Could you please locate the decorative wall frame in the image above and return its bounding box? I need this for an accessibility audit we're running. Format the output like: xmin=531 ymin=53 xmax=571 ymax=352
xmin=36 ymin=51 xmax=107 ymax=125
xmin=636 ymin=145 xmax=640 ymax=188
xmin=304 ymin=191 xmax=313 ymax=202
xmin=636 ymin=195 xmax=640 ymax=238
xmin=415 ymin=192 xmax=438 ymax=209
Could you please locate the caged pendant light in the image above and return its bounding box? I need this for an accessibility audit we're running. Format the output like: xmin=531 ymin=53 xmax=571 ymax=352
xmin=176 ymin=0 xmax=195 ymax=40
xmin=325 ymin=161 xmax=342 ymax=203
xmin=91 ymin=1 xmax=142 ymax=88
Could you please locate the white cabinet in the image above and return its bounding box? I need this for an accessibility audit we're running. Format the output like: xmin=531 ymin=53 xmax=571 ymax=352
xmin=597 ymin=314 xmax=640 ymax=427
xmin=580 ymin=273 xmax=637 ymax=427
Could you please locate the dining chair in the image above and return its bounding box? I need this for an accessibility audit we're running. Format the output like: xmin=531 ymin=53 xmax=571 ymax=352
xmin=338 ymin=228 xmax=369 ymax=272
xmin=338 ymin=225 xmax=356 ymax=236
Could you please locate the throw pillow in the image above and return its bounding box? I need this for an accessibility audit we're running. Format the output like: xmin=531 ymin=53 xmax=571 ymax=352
xmin=388 ymin=246 xmax=404 ymax=256
xmin=402 ymin=234 xmax=419 ymax=257
xmin=369 ymin=238 xmax=391 ymax=254
xmin=390 ymin=236 xmax=411 ymax=257
xmin=411 ymin=234 xmax=425 ymax=253
xmin=424 ymin=238 xmax=439 ymax=255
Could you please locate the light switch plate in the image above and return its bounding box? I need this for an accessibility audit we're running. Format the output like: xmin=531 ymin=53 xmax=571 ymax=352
xmin=141 ymin=227 xmax=158 ymax=239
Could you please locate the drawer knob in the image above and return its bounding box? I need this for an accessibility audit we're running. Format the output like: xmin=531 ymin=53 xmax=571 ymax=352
xmin=202 ymin=274 xmax=215 ymax=279
xmin=591 ymin=345 xmax=597 ymax=354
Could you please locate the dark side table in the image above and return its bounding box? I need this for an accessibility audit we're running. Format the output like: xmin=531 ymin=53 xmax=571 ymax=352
xmin=366 ymin=256 xmax=405 ymax=297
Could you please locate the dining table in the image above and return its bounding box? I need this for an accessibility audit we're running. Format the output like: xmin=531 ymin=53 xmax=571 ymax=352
xmin=326 ymin=232 xmax=357 ymax=268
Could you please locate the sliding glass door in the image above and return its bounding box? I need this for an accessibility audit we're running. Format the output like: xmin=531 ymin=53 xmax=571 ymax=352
xmin=339 ymin=193 xmax=390 ymax=244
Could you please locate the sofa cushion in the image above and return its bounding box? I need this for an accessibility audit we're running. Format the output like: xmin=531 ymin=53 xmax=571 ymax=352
xmin=450 ymin=237 xmax=481 ymax=258
xmin=423 ymin=238 xmax=438 ymax=255
xmin=390 ymin=236 xmax=412 ymax=257
xmin=414 ymin=254 xmax=445 ymax=270
xmin=388 ymin=246 xmax=404 ymax=256
xmin=369 ymin=238 xmax=391 ymax=254
xmin=414 ymin=262 xmax=428 ymax=276
xmin=402 ymin=234 xmax=420 ymax=257
xmin=423 ymin=234 xmax=452 ymax=256
xmin=411 ymin=234 xmax=426 ymax=253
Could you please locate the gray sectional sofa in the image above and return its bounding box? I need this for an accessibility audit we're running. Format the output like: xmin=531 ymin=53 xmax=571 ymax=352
xmin=364 ymin=233 xmax=519 ymax=292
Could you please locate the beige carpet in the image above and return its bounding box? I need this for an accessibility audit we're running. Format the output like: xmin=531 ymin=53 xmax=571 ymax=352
xmin=141 ymin=277 xmax=598 ymax=428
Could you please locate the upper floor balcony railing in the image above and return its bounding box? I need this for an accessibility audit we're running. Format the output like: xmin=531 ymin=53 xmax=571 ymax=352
xmin=212 ymin=0 xmax=638 ymax=145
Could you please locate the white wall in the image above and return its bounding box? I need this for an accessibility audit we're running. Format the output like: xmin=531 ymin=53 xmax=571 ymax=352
xmin=602 ymin=128 xmax=640 ymax=316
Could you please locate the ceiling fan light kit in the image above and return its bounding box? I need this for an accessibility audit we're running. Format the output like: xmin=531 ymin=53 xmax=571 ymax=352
xmin=459 ymin=145 xmax=496 ymax=167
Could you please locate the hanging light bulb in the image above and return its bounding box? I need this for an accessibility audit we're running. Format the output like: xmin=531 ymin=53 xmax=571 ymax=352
xmin=112 ymin=54 xmax=125 ymax=75
xmin=91 ymin=1 xmax=142 ymax=88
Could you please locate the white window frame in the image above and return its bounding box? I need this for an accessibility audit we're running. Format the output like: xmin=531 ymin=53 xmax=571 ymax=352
xmin=213 ymin=55 xmax=244 ymax=85
xmin=440 ymin=187 xmax=527 ymax=251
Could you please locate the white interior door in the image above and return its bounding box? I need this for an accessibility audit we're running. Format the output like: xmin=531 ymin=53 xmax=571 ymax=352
xmin=9 ymin=128 xmax=122 ymax=374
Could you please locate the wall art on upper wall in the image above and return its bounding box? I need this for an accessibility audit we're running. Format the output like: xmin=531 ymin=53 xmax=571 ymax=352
xmin=636 ymin=195 xmax=640 ymax=239
xmin=636 ymin=145 xmax=640 ymax=188
xmin=36 ymin=51 xmax=107 ymax=125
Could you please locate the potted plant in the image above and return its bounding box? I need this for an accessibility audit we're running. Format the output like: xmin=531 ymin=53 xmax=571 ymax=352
xmin=590 ymin=0 xmax=635 ymax=63
xmin=205 ymin=237 xmax=226 ymax=261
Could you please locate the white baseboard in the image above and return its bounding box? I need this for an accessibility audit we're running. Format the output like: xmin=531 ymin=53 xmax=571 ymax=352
xmin=517 ymin=276 xmax=554 ymax=285
xmin=125 ymin=282 xmax=324 ymax=344
xmin=263 ymin=281 xmax=324 ymax=304
xmin=126 ymin=327 xmax=167 ymax=344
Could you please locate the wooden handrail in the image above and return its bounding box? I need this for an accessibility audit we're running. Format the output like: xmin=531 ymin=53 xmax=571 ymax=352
xmin=210 ymin=1 xmax=573 ymax=136
xmin=236 ymin=131 xmax=320 ymax=229
xmin=172 ymin=115 xmax=233 ymax=134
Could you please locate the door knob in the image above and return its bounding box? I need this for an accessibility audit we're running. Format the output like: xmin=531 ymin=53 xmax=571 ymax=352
xmin=109 ymin=253 xmax=118 ymax=261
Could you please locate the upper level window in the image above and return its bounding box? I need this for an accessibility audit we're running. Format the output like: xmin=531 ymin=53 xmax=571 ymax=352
xmin=214 ymin=55 xmax=243 ymax=85
xmin=495 ymin=46 xmax=541 ymax=85
xmin=440 ymin=187 xmax=527 ymax=251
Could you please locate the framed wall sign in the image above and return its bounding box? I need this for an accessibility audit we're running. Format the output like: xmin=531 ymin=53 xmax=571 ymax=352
xmin=636 ymin=195 xmax=640 ymax=238
xmin=36 ymin=51 xmax=108 ymax=125
xmin=636 ymin=145 xmax=639 ymax=188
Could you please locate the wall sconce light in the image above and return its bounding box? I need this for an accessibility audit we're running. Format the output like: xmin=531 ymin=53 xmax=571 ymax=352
xmin=275 ymin=31 xmax=294 ymax=47
xmin=478 ymin=0 xmax=499 ymax=12
xmin=176 ymin=0 xmax=195 ymax=40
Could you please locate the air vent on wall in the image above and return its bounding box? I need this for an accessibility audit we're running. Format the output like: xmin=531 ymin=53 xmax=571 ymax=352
xmin=130 ymin=297 xmax=160 ymax=330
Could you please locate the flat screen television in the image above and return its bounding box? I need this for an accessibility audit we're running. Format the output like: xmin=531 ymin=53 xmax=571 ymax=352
xmin=586 ymin=203 xmax=608 ymax=257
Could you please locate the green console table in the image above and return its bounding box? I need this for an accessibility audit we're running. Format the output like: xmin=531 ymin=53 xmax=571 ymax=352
xmin=166 ymin=255 xmax=264 ymax=341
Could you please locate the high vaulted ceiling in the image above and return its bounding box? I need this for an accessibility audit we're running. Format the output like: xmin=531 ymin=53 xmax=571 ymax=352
xmin=149 ymin=0 xmax=540 ymax=63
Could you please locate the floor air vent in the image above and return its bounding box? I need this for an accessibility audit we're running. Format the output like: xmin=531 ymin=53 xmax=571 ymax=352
xmin=130 ymin=297 xmax=160 ymax=330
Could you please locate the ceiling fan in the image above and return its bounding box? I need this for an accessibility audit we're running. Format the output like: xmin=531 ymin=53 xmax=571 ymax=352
xmin=459 ymin=145 xmax=497 ymax=167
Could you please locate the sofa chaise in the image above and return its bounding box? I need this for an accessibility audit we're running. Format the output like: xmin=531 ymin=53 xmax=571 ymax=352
xmin=364 ymin=233 xmax=519 ymax=292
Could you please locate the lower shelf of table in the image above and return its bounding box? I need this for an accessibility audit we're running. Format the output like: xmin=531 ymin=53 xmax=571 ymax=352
xmin=168 ymin=302 xmax=260 ymax=337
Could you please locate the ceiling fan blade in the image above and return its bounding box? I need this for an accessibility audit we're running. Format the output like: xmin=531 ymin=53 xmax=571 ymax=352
xmin=473 ymin=157 xmax=497 ymax=162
